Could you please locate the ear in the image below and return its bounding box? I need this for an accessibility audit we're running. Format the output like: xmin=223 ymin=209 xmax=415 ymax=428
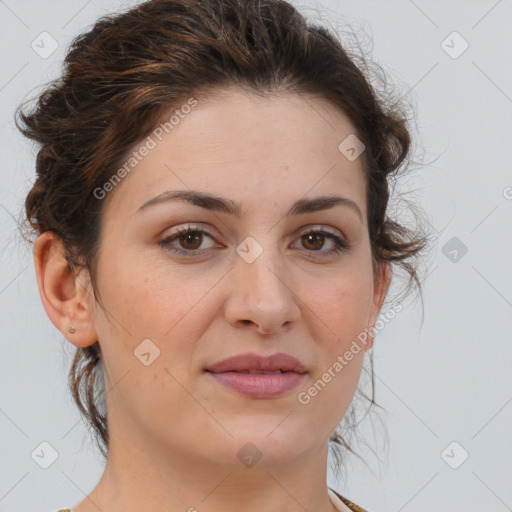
xmin=33 ymin=232 xmax=98 ymax=347
xmin=363 ymin=260 xmax=392 ymax=351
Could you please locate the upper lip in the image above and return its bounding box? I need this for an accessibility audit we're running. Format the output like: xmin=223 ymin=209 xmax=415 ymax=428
xmin=206 ymin=352 xmax=307 ymax=374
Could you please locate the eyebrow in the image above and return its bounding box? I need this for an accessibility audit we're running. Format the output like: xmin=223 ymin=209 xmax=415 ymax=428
xmin=137 ymin=190 xmax=363 ymax=221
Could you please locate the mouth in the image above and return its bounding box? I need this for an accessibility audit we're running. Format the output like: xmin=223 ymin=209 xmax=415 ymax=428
xmin=205 ymin=368 xmax=306 ymax=399
xmin=210 ymin=369 xmax=289 ymax=374
xmin=204 ymin=352 xmax=307 ymax=398
xmin=205 ymin=352 xmax=307 ymax=374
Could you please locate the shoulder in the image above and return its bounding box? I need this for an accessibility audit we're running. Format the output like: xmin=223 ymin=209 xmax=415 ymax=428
xmin=328 ymin=487 xmax=370 ymax=512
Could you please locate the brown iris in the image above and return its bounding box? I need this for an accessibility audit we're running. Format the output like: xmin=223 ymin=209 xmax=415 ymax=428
xmin=301 ymin=232 xmax=325 ymax=251
xmin=178 ymin=231 xmax=203 ymax=250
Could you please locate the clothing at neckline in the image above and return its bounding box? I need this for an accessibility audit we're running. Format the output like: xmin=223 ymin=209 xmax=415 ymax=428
xmin=54 ymin=487 xmax=369 ymax=512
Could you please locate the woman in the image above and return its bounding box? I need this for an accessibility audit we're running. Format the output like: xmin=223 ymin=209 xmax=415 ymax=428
xmin=17 ymin=0 xmax=427 ymax=510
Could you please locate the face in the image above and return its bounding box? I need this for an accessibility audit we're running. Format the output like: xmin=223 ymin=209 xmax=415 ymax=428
xmin=84 ymin=87 xmax=390 ymax=470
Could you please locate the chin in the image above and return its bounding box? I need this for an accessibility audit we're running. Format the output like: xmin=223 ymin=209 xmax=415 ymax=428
xmin=225 ymin=425 xmax=312 ymax=465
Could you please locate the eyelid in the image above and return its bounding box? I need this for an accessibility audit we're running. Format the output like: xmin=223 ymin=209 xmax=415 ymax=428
xmin=294 ymin=224 xmax=344 ymax=238
xmin=161 ymin=223 xmax=218 ymax=241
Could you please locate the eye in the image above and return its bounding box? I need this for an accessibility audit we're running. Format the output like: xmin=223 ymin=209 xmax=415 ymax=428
xmin=159 ymin=225 xmax=218 ymax=256
xmin=292 ymin=228 xmax=350 ymax=257
xmin=159 ymin=225 xmax=351 ymax=258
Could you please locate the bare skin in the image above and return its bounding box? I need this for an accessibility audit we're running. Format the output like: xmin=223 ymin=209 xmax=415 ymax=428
xmin=34 ymin=87 xmax=391 ymax=512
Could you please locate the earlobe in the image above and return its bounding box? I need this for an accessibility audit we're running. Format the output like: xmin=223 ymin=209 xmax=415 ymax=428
xmin=33 ymin=232 xmax=98 ymax=347
xmin=364 ymin=261 xmax=392 ymax=351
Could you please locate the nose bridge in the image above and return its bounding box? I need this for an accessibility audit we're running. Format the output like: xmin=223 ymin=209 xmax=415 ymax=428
xmin=236 ymin=233 xmax=289 ymax=300
xmin=225 ymin=233 xmax=300 ymax=333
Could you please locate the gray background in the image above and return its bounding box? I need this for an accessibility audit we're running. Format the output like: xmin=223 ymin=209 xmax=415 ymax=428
xmin=1 ymin=1 xmax=511 ymax=511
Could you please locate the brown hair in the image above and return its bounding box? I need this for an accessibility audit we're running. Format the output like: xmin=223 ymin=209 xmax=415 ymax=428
xmin=16 ymin=0 xmax=429 ymax=475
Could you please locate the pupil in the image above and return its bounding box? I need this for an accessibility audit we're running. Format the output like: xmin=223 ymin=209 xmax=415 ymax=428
xmin=304 ymin=233 xmax=323 ymax=250
xmin=183 ymin=233 xmax=201 ymax=249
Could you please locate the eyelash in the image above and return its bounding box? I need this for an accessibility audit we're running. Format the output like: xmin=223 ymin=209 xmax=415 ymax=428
xmin=159 ymin=225 xmax=351 ymax=258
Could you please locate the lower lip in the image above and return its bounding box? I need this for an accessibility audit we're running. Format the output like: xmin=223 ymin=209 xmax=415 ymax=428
xmin=206 ymin=371 xmax=306 ymax=398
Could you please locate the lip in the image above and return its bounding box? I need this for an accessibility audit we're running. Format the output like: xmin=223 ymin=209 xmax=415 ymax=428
xmin=205 ymin=352 xmax=307 ymax=399
xmin=206 ymin=352 xmax=307 ymax=374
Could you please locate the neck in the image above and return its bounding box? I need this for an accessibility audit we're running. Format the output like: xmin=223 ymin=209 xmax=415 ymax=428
xmin=73 ymin=424 xmax=339 ymax=512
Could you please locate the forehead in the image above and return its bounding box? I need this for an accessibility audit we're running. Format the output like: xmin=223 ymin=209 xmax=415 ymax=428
xmin=103 ymin=87 xmax=367 ymax=221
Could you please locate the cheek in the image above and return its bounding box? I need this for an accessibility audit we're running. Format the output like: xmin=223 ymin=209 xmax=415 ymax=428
xmin=305 ymin=264 xmax=374 ymax=346
xmin=95 ymin=246 xmax=215 ymax=340
xmin=92 ymin=249 xmax=221 ymax=400
xmin=299 ymin=278 xmax=371 ymax=428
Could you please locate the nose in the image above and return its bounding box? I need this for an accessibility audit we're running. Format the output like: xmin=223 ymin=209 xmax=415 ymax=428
xmin=223 ymin=246 xmax=301 ymax=335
